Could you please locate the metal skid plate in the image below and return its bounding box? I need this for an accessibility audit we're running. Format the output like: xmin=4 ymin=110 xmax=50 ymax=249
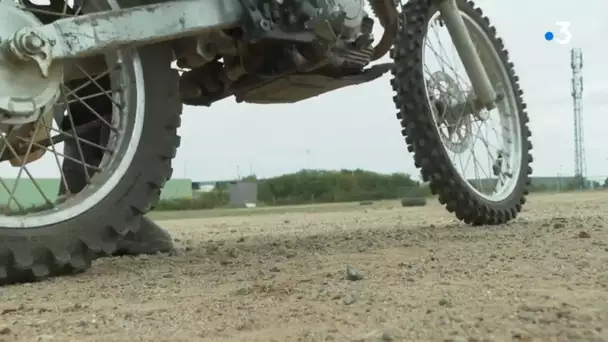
xmin=239 ymin=64 xmax=391 ymax=104
xmin=0 ymin=3 xmax=62 ymax=123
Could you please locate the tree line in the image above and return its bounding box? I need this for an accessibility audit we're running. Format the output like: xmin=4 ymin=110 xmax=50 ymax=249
xmin=254 ymin=169 xmax=427 ymax=205
xmin=154 ymin=169 xmax=428 ymax=210
xmin=154 ymin=169 xmax=608 ymax=211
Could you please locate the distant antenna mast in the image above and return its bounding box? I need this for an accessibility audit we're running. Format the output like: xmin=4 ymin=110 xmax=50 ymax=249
xmin=571 ymin=48 xmax=586 ymax=189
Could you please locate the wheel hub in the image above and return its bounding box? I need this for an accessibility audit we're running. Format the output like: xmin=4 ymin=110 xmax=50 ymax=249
xmin=427 ymin=71 xmax=474 ymax=153
xmin=0 ymin=3 xmax=62 ymax=125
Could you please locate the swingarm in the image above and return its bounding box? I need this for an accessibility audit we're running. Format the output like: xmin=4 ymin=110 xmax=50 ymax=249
xmin=2 ymin=0 xmax=244 ymax=76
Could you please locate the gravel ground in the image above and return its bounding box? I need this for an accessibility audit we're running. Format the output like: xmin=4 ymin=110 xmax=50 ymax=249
xmin=1 ymin=192 xmax=607 ymax=342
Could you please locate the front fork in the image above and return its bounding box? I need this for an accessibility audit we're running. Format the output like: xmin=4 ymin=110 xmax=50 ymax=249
xmin=434 ymin=0 xmax=497 ymax=110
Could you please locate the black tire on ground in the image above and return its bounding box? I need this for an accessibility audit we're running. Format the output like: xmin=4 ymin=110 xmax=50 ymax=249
xmin=390 ymin=0 xmax=532 ymax=225
xmin=0 ymin=27 xmax=182 ymax=284
xmin=401 ymin=197 xmax=427 ymax=207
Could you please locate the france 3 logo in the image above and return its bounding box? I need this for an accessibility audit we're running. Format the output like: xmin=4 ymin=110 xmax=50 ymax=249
xmin=544 ymin=22 xmax=572 ymax=44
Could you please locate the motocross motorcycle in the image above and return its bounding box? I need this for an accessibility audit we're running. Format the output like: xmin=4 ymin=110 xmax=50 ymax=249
xmin=0 ymin=0 xmax=531 ymax=284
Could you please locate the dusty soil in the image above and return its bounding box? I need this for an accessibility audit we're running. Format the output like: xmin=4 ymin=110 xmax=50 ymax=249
xmin=1 ymin=192 xmax=608 ymax=342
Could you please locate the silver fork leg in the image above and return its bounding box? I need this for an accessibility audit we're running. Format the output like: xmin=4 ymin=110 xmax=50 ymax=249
xmin=435 ymin=0 xmax=496 ymax=110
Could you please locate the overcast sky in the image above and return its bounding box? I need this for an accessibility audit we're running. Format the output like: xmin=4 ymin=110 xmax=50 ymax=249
xmin=3 ymin=0 xmax=607 ymax=182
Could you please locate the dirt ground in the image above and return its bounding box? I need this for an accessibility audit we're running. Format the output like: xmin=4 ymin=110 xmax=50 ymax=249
xmin=1 ymin=192 xmax=608 ymax=342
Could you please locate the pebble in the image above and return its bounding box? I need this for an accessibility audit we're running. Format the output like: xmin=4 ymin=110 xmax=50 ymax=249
xmin=381 ymin=331 xmax=394 ymax=341
xmin=346 ymin=266 xmax=364 ymax=281
xmin=343 ymin=294 xmax=356 ymax=305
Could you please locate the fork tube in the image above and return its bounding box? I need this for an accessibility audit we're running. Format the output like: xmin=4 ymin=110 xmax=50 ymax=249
xmin=435 ymin=0 xmax=496 ymax=109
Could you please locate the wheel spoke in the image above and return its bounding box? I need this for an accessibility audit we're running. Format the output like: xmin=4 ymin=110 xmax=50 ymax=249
xmin=61 ymin=85 xmax=117 ymax=132
xmin=38 ymin=120 xmax=113 ymax=154
xmin=61 ymin=86 xmax=93 ymax=186
xmin=11 ymin=135 xmax=102 ymax=172
xmin=1 ymin=120 xmax=54 ymax=209
xmin=58 ymin=89 xmax=113 ymax=107
xmin=74 ymin=63 xmax=124 ymax=110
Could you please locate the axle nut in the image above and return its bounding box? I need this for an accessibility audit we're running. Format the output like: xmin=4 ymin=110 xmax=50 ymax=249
xmin=22 ymin=33 xmax=45 ymax=54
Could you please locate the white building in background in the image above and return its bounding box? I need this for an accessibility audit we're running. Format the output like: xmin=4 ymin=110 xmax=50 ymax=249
xmin=191 ymin=179 xmax=238 ymax=193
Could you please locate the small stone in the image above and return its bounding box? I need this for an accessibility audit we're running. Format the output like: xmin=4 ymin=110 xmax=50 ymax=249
xmin=277 ymin=245 xmax=296 ymax=258
xmin=343 ymin=294 xmax=356 ymax=305
xmin=0 ymin=326 xmax=10 ymax=335
xmin=236 ymin=321 xmax=252 ymax=331
xmin=578 ymin=231 xmax=590 ymax=238
xmin=381 ymin=331 xmax=394 ymax=341
xmin=438 ymin=298 xmax=451 ymax=307
xmin=346 ymin=266 xmax=364 ymax=281
xmin=512 ymin=331 xmax=533 ymax=341
xmin=227 ymin=248 xmax=238 ymax=258
xmin=219 ymin=257 xmax=232 ymax=265
xmin=235 ymin=287 xmax=251 ymax=296
xmin=269 ymin=266 xmax=280 ymax=272
xmin=553 ymin=222 xmax=565 ymax=229
xmin=444 ymin=337 xmax=467 ymax=342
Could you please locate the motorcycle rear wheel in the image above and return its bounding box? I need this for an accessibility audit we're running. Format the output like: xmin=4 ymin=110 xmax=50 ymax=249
xmin=390 ymin=0 xmax=532 ymax=225
xmin=0 ymin=1 xmax=181 ymax=285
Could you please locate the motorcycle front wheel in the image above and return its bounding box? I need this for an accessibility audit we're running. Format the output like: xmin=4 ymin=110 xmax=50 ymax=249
xmin=390 ymin=0 xmax=533 ymax=225
xmin=0 ymin=0 xmax=181 ymax=285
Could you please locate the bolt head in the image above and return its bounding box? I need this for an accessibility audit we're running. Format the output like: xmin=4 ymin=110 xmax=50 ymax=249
xmin=21 ymin=34 xmax=45 ymax=54
xmin=26 ymin=35 xmax=43 ymax=48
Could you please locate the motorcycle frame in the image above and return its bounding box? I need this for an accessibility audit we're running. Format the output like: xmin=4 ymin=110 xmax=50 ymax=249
xmin=2 ymin=0 xmax=496 ymax=108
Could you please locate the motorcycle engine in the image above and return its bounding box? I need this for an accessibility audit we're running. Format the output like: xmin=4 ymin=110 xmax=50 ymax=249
xmin=179 ymin=0 xmax=390 ymax=106
xmin=238 ymin=0 xmax=368 ymax=42
xmin=307 ymin=0 xmax=368 ymax=40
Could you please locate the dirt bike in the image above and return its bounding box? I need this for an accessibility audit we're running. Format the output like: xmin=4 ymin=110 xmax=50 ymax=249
xmin=0 ymin=0 xmax=531 ymax=284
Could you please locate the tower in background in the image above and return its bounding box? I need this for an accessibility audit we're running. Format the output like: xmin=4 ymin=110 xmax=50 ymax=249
xmin=571 ymin=48 xmax=586 ymax=189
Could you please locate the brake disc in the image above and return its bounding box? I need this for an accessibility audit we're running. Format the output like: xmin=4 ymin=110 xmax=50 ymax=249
xmin=427 ymin=71 xmax=473 ymax=154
